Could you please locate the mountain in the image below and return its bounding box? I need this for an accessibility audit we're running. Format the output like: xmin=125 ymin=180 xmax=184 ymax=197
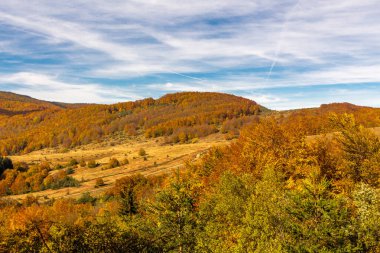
xmin=0 ymin=91 xmax=89 ymax=116
xmin=0 ymin=91 xmax=265 ymax=155
xmin=279 ymin=102 xmax=380 ymax=135
xmin=0 ymin=91 xmax=61 ymax=115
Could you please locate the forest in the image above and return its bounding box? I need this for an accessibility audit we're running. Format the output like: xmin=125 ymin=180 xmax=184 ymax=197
xmin=0 ymin=92 xmax=263 ymax=155
xmin=0 ymin=105 xmax=379 ymax=252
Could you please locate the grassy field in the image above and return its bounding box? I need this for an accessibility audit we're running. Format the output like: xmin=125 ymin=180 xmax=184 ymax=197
xmin=8 ymin=134 xmax=230 ymax=201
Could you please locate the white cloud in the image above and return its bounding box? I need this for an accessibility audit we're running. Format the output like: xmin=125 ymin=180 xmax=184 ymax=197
xmin=0 ymin=72 xmax=142 ymax=103
xmin=0 ymin=0 xmax=379 ymax=109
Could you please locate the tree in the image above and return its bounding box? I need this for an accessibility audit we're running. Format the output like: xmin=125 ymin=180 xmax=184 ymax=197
xmin=95 ymin=178 xmax=105 ymax=188
xmin=68 ymin=159 xmax=79 ymax=167
xmin=109 ymin=158 xmax=120 ymax=169
xmin=87 ymin=160 xmax=98 ymax=168
xmin=331 ymin=113 xmax=380 ymax=187
xmin=148 ymin=173 xmax=198 ymax=252
xmin=79 ymin=159 xmax=86 ymax=167
xmin=352 ymin=183 xmax=380 ymax=252
xmin=118 ymin=174 xmax=149 ymax=216
xmin=285 ymin=170 xmax=356 ymax=252
xmin=0 ymin=157 xmax=13 ymax=176
xmin=139 ymin=148 xmax=147 ymax=157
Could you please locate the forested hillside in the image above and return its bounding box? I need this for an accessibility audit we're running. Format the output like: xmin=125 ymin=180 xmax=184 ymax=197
xmin=0 ymin=92 xmax=264 ymax=155
xmin=0 ymin=92 xmax=62 ymax=115
xmin=278 ymin=102 xmax=380 ymax=135
xmin=0 ymin=112 xmax=379 ymax=252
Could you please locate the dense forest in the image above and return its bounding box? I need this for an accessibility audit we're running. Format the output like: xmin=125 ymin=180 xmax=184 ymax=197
xmin=0 ymin=92 xmax=380 ymax=252
xmin=0 ymin=92 xmax=263 ymax=155
xmin=0 ymin=109 xmax=379 ymax=252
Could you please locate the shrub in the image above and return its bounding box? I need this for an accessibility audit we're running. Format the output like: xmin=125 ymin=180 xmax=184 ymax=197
xmin=15 ymin=162 xmax=28 ymax=172
xmin=109 ymin=158 xmax=120 ymax=169
xmin=77 ymin=192 xmax=96 ymax=204
xmin=54 ymin=164 xmax=64 ymax=170
xmin=0 ymin=157 xmax=13 ymax=175
xmin=79 ymin=159 xmax=86 ymax=167
xmin=66 ymin=167 xmax=75 ymax=175
xmin=139 ymin=148 xmax=147 ymax=157
xmin=49 ymin=176 xmax=80 ymax=190
xmin=68 ymin=159 xmax=79 ymax=167
xmin=95 ymin=178 xmax=105 ymax=188
xmin=87 ymin=160 xmax=99 ymax=168
xmin=122 ymin=158 xmax=130 ymax=165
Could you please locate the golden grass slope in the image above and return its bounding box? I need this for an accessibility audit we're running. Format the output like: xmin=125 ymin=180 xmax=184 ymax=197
xmin=8 ymin=133 xmax=230 ymax=201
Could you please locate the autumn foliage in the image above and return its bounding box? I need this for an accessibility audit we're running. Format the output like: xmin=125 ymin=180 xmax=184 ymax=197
xmin=0 ymin=92 xmax=380 ymax=252
xmin=0 ymin=92 xmax=263 ymax=155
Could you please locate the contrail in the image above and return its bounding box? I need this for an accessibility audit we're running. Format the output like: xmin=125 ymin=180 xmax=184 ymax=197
xmin=168 ymin=70 xmax=204 ymax=81
xmin=266 ymin=0 xmax=302 ymax=81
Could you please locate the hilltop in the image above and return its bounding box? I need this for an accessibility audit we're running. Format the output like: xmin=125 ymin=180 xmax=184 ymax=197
xmin=0 ymin=91 xmax=266 ymax=155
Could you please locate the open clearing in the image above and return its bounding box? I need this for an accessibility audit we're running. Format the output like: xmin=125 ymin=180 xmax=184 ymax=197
xmin=8 ymin=134 xmax=230 ymax=201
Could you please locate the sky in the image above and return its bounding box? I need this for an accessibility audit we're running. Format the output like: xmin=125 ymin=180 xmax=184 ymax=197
xmin=0 ymin=0 xmax=380 ymax=110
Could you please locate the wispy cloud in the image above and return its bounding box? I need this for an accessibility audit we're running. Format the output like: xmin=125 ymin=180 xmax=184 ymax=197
xmin=0 ymin=0 xmax=379 ymax=109
xmin=0 ymin=72 xmax=142 ymax=103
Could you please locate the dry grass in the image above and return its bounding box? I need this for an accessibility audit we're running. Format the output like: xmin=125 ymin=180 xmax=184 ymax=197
xmin=8 ymin=134 xmax=230 ymax=201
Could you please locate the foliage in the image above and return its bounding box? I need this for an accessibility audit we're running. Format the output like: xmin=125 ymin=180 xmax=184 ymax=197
xmin=1 ymin=109 xmax=380 ymax=251
xmin=138 ymin=148 xmax=147 ymax=157
xmin=87 ymin=160 xmax=99 ymax=168
xmin=109 ymin=158 xmax=120 ymax=169
xmin=0 ymin=156 xmax=13 ymax=176
xmin=0 ymin=92 xmax=263 ymax=155
xmin=95 ymin=178 xmax=105 ymax=188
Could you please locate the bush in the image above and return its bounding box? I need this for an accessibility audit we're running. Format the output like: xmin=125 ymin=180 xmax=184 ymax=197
xmin=68 ymin=159 xmax=79 ymax=167
xmin=79 ymin=159 xmax=86 ymax=167
xmin=77 ymin=192 xmax=96 ymax=204
xmin=122 ymin=158 xmax=130 ymax=165
xmin=54 ymin=164 xmax=64 ymax=170
xmin=66 ymin=167 xmax=75 ymax=175
xmin=95 ymin=178 xmax=105 ymax=188
xmin=49 ymin=176 xmax=80 ymax=190
xmin=15 ymin=162 xmax=29 ymax=172
xmin=109 ymin=158 xmax=120 ymax=169
xmin=139 ymin=148 xmax=147 ymax=157
xmin=0 ymin=157 xmax=13 ymax=175
xmin=87 ymin=160 xmax=99 ymax=168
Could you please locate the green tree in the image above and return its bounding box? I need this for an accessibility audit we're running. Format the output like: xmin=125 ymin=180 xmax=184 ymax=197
xmin=285 ymin=170 xmax=356 ymax=252
xmin=352 ymin=183 xmax=380 ymax=252
xmin=0 ymin=157 xmax=13 ymax=176
xmin=238 ymin=168 xmax=289 ymax=253
xmin=196 ymin=172 xmax=252 ymax=252
xmin=148 ymin=173 xmax=198 ymax=252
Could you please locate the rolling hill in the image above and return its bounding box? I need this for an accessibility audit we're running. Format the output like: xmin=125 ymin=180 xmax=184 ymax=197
xmin=0 ymin=91 xmax=266 ymax=155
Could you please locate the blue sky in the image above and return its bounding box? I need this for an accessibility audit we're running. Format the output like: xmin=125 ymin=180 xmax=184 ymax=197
xmin=0 ymin=0 xmax=379 ymax=110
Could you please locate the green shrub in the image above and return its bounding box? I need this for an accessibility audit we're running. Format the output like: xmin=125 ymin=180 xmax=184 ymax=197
xmin=68 ymin=159 xmax=79 ymax=167
xmin=77 ymin=192 xmax=96 ymax=204
xmin=50 ymin=176 xmax=80 ymax=190
xmin=66 ymin=167 xmax=75 ymax=175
